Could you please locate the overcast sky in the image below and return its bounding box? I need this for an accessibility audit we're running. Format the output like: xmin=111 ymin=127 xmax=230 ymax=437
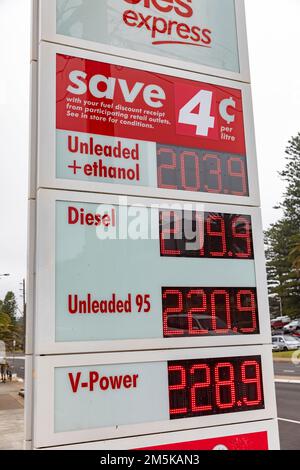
xmin=0 ymin=0 xmax=299 ymax=302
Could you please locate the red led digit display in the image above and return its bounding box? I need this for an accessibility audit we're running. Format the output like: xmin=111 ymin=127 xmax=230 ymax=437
xmin=168 ymin=356 xmax=264 ymax=419
xmin=160 ymin=211 xmax=254 ymax=259
xmin=162 ymin=287 xmax=259 ymax=337
xmin=157 ymin=144 xmax=249 ymax=197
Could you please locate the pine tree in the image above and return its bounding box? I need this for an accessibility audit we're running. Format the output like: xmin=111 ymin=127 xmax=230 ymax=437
xmin=279 ymin=134 xmax=300 ymax=224
xmin=0 ymin=292 xmax=24 ymax=351
xmin=265 ymin=133 xmax=300 ymax=319
xmin=1 ymin=292 xmax=18 ymax=324
xmin=289 ymin=234 xmax=300 ymax=272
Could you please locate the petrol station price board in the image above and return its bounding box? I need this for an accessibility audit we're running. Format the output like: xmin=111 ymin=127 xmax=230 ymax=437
xmin=33 ymin=346 xmax=277 ymax=448
xmin=28 ymin=0 xmax=280 ymax=452
xmin=34 ymin=190 xmax=271 ymax=354
xmin=37 ymin=43 xmax=259 ymax=206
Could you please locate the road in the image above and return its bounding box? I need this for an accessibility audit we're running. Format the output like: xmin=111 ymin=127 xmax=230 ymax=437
xmin=6 ymin=355 xmax=25 ymax=380
xmin=276 ymin=382 xmax=300 ymax=450
xmin=274 ymin=361 xmax=300 ymax=377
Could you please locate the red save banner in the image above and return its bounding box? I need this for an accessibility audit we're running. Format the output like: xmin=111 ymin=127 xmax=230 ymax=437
xmin=137 ymin=431 xmax=269 ymax=451
xmin=56 ymin=54 xmax=246 ymax=155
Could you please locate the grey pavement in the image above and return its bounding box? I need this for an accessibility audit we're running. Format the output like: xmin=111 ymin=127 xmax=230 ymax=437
xmin=0 ymin=381 xmax=24 ymax=450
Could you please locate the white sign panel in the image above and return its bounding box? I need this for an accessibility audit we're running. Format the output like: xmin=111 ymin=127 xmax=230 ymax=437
xmin=40 ymin=0 xmax=250 ymax=82
xmin=38 ymin=43 xmax=259 ymax=206
xmin=34 ymin=190 xmax=271 ymax=354
xmin=49 ymin=420 xmax=280 ymax=450
xmin=33 ymin=346 xmax=277 ymax=448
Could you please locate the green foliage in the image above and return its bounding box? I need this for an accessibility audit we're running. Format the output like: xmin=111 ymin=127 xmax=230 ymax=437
xmin=1 ymin=291 xmax=18 ymax=323
xmin=289 ymin=234 xmax=300 ymax=272
xmin=265 ymin=134 xmax=300 ymax=319
xmin=0 ymin=292 xmax=24 ymax=351
xmin=0 ymin=312 xmax=12 ymax=329
xmin=279 ymin=134 xmax=300 ymax=224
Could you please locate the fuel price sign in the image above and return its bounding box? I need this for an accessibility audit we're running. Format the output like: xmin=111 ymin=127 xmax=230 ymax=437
xmin=33 ymin=346 xmax=277 ymax=448
xmin=34 ymin=190 xmax=270 ymax=354
xmin=37 ymin=43 xmax=259 ymax=206
xmin=29 ymin=0 xmax=279 ymax=452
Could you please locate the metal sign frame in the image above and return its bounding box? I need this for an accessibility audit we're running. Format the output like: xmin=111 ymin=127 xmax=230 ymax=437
xmin=47 ymin=419 xmax=280 ymax=450
xmin=37 ymin=42 xmax=260 ymax=206
xmin=39 ymin=0 xmax=251 ymax=83
xmin=34 ymin=189 xmax=271 ymax=354
xmin=33 ymin=345 xmax=277 ymax=448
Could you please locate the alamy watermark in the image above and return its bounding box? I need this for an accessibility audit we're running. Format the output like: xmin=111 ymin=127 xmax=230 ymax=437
xmin=95 ymin=196 xmax=205 ymax=252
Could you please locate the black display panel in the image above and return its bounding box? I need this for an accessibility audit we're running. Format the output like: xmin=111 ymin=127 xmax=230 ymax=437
xmin=168 ymin=356 xmax=264 ymax=419
xmin=162 ymin=287 xmax=259 ymax=337
xmin=157 ymin=144 xmax=249 ymax=197
xmin=160 ymin=211 xmax=254 ymax=259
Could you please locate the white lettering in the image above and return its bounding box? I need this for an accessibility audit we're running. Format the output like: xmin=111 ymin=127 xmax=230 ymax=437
xmin=144 ymin=84 xmax=166 ymax=108
xmin=67 ymin=70 xmax=87 ymax=95
xmin=67 ymin=71 xmax=166 ymax=109
xmin=89 ymin=75 xmax=116 ymax=99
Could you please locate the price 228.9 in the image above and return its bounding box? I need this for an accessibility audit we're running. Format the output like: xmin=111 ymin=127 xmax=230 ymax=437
xmin=168 ymin=356 xmax=264 ymax=419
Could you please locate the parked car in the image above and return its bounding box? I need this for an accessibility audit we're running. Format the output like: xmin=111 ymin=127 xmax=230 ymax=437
xmin=271 ymin=329 xmax=285 ymax=336
xmin=283 ymin=320 xmax=300 ymax=332
xmin=272 ymin=341 xmax=282 ymax=352
xmin=271 ymin=316 xmax=291 ymax=330
xmin=272 ymin=335 xmax=300 ymax=351
xmin=165 ymin=314 xmax=240 ymax=336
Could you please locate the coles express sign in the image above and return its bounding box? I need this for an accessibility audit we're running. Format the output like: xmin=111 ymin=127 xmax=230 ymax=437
xmin=122 ymin=0 xmax=212 ymax=47
xmin=57 ymin=54 xmax=246 ymax=155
